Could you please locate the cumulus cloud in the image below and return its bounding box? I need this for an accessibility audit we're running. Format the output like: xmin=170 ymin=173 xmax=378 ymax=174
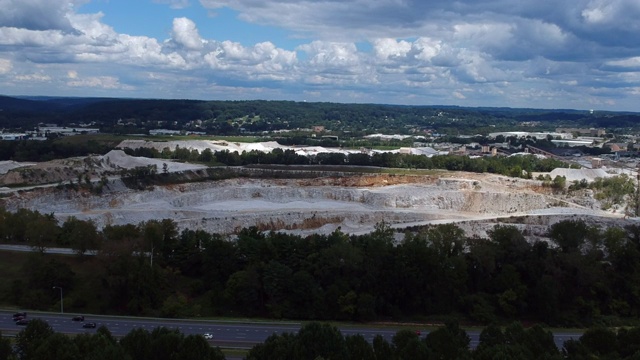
xmin=0 ymin=0 xmax=85 ymax=32
xmin=0 ymin=0 xmax=639 ymax=110
xmin=199 ymin=0 xmax=640 ymax=50
xmin=298 ymin=41 xmax=360 ymax=70
xmin=204 ymin=40 xmax=297 ymax=80
xmin=373 ymin=39 xmax=412 ymax=61
xmin=171 ymin=17 xmax=205 ymax=50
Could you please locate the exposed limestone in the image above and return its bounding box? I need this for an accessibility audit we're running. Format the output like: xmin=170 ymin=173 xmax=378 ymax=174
xmin=0 ymin=147 xmax=630 ymax=239
xmin=0 ymin=172 xmax=618 ymax=239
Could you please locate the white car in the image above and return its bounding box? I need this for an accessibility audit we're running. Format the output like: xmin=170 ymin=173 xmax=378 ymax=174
xmin=203 ymin=333 xmax=213 ymax=340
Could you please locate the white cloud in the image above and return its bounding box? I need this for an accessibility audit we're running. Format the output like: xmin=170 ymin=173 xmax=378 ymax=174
xmin=171 ymin=17 xmax=205 ymax=50
xmin=204 ymin=40 xmax=297 ymax=80
xmin=0 ymin=0 xmax=86 ymax=32
xmin=580 ymin=0 xmax=640 ymax=28
xmin=298 ymin=41 xmax=361 ymax=69
xmin=67 ymin=75 xmax=131 ymax=90
xmin=0 ymin=58 xmax=11 ymax=74
xmin=0 ymin=27 xmax=68 ymax=47
xmin=0 ymin=0 xmax=639 ymax=110
xmin=606 ymin=57 xmax=640 ymax=69
xmin=411 ymin=37 xmax=444 ymax=63
xmin=15 ymin=73 xmax=51 ymax=82
xmin=453 ymin=91 xmax=466 ymax=99
xmin=373 ymin=38 xmax=412 ymax=60
xmin=154 ymin=0 xmax=191 ymax=9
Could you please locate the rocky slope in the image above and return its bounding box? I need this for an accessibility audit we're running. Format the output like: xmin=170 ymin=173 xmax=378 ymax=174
xmin=1 ymin=171 xmax=617 ymax=238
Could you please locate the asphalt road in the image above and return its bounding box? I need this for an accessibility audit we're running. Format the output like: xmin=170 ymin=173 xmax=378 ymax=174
xmin=0 ymin=244 xmax=84 ymax=255
xmin=1 ymin=310 xmax=581 ymax=350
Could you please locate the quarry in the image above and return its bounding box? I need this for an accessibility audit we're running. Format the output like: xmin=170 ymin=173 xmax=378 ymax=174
xmin=0 ymin=140 xmax=634 ymax=241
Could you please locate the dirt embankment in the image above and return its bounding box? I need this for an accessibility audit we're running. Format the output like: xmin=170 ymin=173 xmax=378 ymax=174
xmin=0 ymin=157 xmax=104 ymax=186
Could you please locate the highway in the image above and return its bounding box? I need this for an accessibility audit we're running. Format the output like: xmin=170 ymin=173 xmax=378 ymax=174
xmin=0 ymin=310 xmax=582 ymax=350
xmin=0 ymin=244 xmax=87 ymax=255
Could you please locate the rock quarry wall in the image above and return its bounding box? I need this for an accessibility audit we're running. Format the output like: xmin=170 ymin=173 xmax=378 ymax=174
xmin=1 ymin=175 xmax=566 ymax=235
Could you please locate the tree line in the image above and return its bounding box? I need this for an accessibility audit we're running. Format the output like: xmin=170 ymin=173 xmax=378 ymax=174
xmin=2 ymin=206 xmax=640 ymax=327
xmin=123 ymin=145 xmax=571 ymax=179
xmin=3 ymin=95 xmax=638 ymax=135
xmin=0 ymin=139 xmax=115 ymax=162
xmin=247 ymin=321 xmax=640 ymax=360
xmin=4 ymin=319 xmax=640 ymax=360
xmin=0 ymin=319 xmax=224 ymax=360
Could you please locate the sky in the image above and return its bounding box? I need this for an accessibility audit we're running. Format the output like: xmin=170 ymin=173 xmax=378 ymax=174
xmin=1 ymin=0 xmax=639 ymax=111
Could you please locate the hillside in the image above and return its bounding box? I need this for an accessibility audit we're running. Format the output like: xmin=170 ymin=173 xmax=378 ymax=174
xmin=2 ymin=94 xmax=640 ymax=132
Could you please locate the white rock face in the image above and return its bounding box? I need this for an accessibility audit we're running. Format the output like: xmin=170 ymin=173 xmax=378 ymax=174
xmin=2 ymin=175 xmax=605 ymax=236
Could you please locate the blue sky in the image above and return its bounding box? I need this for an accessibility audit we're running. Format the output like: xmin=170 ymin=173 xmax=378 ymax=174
xmin=1 ymin=0 xmax=639 ymax=111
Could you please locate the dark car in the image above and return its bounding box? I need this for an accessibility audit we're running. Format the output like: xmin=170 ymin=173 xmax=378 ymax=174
xmin=16 ymin=319 xmax=30 ymax=325
xmin=13 ymin=315 xmax=25 ymax=322
xmin=12 ymin=312 xmax=27 ymax=321
xmin=72 ymin=315 xmax=85 ymax=322
xmin=82 ymin=322 xmax=97 ymax=329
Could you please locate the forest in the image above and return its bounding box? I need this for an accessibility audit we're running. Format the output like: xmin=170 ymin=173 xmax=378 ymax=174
xmin=2 ymin=95 xmax=639 ymax=136
xmin=1 ymin=205 xmax=640 ymax=328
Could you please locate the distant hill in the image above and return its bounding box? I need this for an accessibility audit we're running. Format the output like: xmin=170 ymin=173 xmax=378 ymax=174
xmin=0 ymin=95 xmax=116 ymax=113
xmin=16 ymin=96 xmax=116 ymax=110
xmin=0 ymin=95 xmax=58 ymax=112
xmin=0 ymin=94 xmax=638 ymax=134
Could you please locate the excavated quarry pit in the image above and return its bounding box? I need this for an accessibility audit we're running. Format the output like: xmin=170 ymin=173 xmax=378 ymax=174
xmin=1 ymin=171 xmax=623 ymax=239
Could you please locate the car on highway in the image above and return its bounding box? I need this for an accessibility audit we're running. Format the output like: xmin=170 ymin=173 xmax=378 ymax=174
xmin=82 ymin=322 xmax=97 ymax=329
xmin=16 ymin=319 xmax=30 ymax=325
xmin=13 ymin=315 xmax=25 ymax=322
xmin=72 ymin=315 xmax=85 ymax=321
xmin=12 ymin=312 xmax=27 ymax=321
xmin=203 ymin=333 xmax=213 ymax=340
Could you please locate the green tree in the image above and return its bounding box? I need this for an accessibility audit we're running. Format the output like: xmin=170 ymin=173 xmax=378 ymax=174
xmin=552 ymin=175 xmax=566 ymax=191
xmin=262 ymin=260 xmax=294 ymax=318
xmin=578 ymin=327 xmax=618 ymax=358
xmin=175 ymin=334 xmax=225 ymax=360
xmin=293 ymin=322 xmax=348 ymax=360
xmin=390 ymin=329 xmax=428 ymax=359
xmin=345 ymin=334 xmax=375 ymax=360
xmin=617 ymin=326 xmax=640 ymax=358
xmin=224 ymin=267 xmax=264 ymax=315
xmin=74 ymin=327 xmax=129 ymax=360
xmin=31 ymin=333 xmax=80 ymax=360
xmin=372 ymin=334 xmax=394 ymax=360
xmin=549 ymin=219 xmax=589 ymax=253
xmin=0 ymin=330 xmax=14 ymax=360
xmin=119 ymin=328 xmax=152 ymax=360
xmin=60 ymin=217 xmax=100 ymax=255
xmin=25 ymin=214 xmax=59 ymax=252
xmin=246 ymin=332 xmax=297 ymax=360
xmin=149 ymin=327 xmax=184 ymax=360
xmin=425 ymin=321 xmax=471 ymax=360
xmin=15 ymin=318 xmax=55 ymax=360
